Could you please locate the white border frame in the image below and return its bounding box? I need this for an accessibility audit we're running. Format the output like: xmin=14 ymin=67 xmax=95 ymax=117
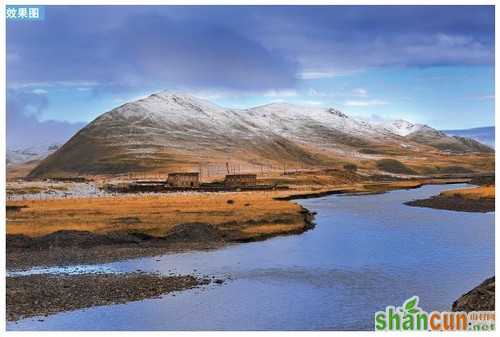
xmin=1 ymin=1 xmax=497 ymax=335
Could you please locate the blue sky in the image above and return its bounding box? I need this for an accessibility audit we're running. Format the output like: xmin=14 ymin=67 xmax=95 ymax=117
xmin=6 ymin=5 xmax=495 ymax=147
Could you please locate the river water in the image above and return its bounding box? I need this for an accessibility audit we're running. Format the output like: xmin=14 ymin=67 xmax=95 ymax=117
xmin=7 ymin=184 xmax=494 ymax=331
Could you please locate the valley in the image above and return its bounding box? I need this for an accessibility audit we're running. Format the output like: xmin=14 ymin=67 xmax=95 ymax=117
xmin=5 ymin=92 xmax=495 ymax=325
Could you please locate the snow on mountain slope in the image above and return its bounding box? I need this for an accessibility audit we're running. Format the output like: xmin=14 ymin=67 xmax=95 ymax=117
xmin=28 ymin=91 xmax=493 ymax=177
xmin=379 ymin=119 xmax=426 ymax=137
xmin=248 ymin=103 xmax=381 ymax=136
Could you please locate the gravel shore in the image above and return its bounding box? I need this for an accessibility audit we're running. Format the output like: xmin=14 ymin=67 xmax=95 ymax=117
xmin=7 ymin=272 xmax=213 ymax=322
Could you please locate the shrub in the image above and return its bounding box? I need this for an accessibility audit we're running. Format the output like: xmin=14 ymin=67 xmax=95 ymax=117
xmin=376 ymin=159 xmax=416 ymax=175
xmin=343 ymin=164 xmax=358 ymax=172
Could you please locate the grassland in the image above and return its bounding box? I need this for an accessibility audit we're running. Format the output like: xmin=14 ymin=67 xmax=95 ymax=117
xmin=6 ymin=189 xmax=318 ymax=268
xmin=5 ymin=165 xmax=492 ymax=269
xmin=441 ymin=186 xmax=495 ymax=199
xmin=6 ymin=191 xmax=309 ymax=238
xmin=405 ymin=185 xmax=495 ymax=213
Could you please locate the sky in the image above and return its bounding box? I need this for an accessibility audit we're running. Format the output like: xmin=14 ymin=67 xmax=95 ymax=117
xmin=6 ymin=5 xmax=495 ymax=148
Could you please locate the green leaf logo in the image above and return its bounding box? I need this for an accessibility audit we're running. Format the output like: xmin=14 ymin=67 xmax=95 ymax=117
xmin=404 ymin=296 xmax=419 ymax=315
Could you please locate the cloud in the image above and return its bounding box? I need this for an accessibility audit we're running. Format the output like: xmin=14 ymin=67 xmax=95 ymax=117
xmin=352 ymin=88 xmax=368 ymax=97
xmin=5 ymin=5 xmax=494 ymax=135
xmin=8 ymin=6 xmax=492 ymax=96
xmin=263 ymin=89 xmax=298 ymax=97
xmin=306 ymin=88 xmax=330 ymax=97
xmin=7 ymin=90 xmax=85 ymax=149
xmin=344 ymin=99 xmax=389 ymax=107
xmin=7 ymin=7 xmax=298 ymax=92
xmin=476 ymin=95 xmax=495 ymax=100
xmin=297 ymin=100 xmax=324 ymax=106
xmin=32 ymin=88 xmax=48 ymax=95
xmin=252 ymin=6 xmax=494 ymax=72
xmin=299 ymin=71 xmax=340 ymax=80
xmin=9 ymin=81 xmax=100 ymax=90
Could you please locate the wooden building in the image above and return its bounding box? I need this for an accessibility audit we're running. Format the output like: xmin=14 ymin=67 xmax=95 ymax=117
xmin=224 ymin=174 xmax=257 ymax=187
xmin=166 ymin=172 xmax=200 ymax=188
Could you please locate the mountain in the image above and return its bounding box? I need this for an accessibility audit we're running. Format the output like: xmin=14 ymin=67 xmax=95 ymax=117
xmin=28 ymin=92 xmax=494 ymax=178
xmin=442 ymin=126 xmax=495 ymax=149
xmin=379 ymin=119 xmax=426 ymax=136
xmin=7 ymin=143 xmax=60 ymax=166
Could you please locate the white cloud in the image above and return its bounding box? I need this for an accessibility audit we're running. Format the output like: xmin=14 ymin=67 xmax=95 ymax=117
xmin=9 ymin=81 xmax=100 ymax=89
xmin=263 ymin=89 xmax=297 ymax=97
xmin=297 ymin=100 xmax=324 ymax=106
xmin=189 ymin=90 xmax=232 ymax=100
xmin=32 ymin=88 xmax=48 ymax=95
xmin=352 ymin=88 xmax=368 ymax=97
xmin=77 ymin=87 xmax=93 ymax=92
xmin=344 ymin=99 xmax=389 ymax=107
xmin=307 ymin=88 xmax=329 ymax=97
xmin=299 ymin=71 xmax=339 ymax=80
xmin=477 ymin=95 xmax=495 ymax=100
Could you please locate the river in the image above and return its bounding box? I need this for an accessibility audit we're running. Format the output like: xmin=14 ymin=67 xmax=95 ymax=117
xmin=7 ymin=183 xmax=494 ymax=330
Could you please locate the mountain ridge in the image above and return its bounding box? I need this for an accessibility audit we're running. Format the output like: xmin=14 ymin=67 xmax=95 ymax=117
xmin=442 ymin=126 xmax=494 ymax=149
xmin=28 ymin=92 xmax=493 ymax=178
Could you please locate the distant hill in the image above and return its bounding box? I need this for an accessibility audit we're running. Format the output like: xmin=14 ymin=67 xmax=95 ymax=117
xmin=7 ymin=143 xmax=61 ymax=166
xmin=442 ymin=126 xmax=494 ymax=149
xmin=27 ymin=92 xmax=494 ymax=178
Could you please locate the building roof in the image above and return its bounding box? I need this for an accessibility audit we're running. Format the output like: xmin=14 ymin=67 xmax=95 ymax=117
xmin=225 ymin=174 xmax=257 ymax=178
xmin=168 ymin=172 xmax=199 ymax=176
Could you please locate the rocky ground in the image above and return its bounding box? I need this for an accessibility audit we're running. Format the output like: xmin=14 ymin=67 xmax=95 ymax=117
xmin=6 ymin=272 xmax=220 ymax=322
xmin=452 ymin=277 xmax=495 ymax=312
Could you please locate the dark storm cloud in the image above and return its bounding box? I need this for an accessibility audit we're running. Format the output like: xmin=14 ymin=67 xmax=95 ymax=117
xmin=7 ymin=5 xmax=494 ymax=88
xmin=7 ymin=6 xmax=298 ymax=91
xmin=228 ymin=5 xmax=495 ymax=72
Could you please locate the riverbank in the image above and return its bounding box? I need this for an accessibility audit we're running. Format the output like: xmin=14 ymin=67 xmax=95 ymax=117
xmin=7 ymin=190 xmax=315 ymax=270
xmin=6 ymin=182 xmax=494 ymax=330
xmin=7 ymin=210 xmax=314 ymax=270
xmin=7 ymin=272 xmax=215 ymax=322
xmin=405 ymin=185 xmax=495 ymax=213
xmin=6 ymin=177 xmax=478 ymax=270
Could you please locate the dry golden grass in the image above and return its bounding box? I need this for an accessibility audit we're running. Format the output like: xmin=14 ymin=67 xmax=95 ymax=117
xmin=362 ymin=178 xmax=470 ymax=192
xmin=441 ymin=186 xmax=495 ymax=200
xmin=240 ymin=223 xmax=304 ymax=235
xmin=6 ymin=191 xmax=306 ymax=238
xmin=6 ymin=176 xmax=477 ymax=239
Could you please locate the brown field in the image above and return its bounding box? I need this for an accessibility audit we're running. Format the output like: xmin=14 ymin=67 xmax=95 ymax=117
xmin=6 ymin=191 xmax=308 ymax=238
xmin=405 ymin=184 xmax=495 ymax=213
xmin=6 ymin=177 xmax=475 ymax=239
xmin=441 ymin=186 xmax=495 ymax=200
xmin=6 ymin=173 xmax=494 ymax=269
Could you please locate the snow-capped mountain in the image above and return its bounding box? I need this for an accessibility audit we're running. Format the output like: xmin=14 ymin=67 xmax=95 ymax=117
xmin=379 ymin=119 xmax=427 ymax=137
xmin=28 ymin=92 xmax=493 ymax=177
xmin=7 ymin=143 xmax=60 ymax=165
